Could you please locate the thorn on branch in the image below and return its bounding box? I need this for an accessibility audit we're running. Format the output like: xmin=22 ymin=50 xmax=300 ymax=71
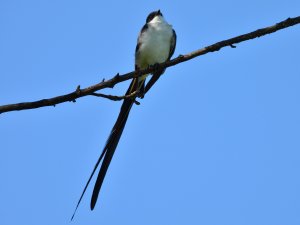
xmin=230 ymin=44 xmax=237 ymax=48
xmin=114 ymin=73 xmax=120 ymax=80
xmin=76 ymin=85 xmax=81 ymax=95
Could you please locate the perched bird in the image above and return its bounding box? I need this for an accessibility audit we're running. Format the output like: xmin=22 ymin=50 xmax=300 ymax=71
xmin=71 ymin=9 xmax=176 ymax=219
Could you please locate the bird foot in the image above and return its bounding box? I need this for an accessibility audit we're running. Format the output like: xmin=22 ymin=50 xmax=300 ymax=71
xmin=149 ymin=63 xmax=161 ymax=72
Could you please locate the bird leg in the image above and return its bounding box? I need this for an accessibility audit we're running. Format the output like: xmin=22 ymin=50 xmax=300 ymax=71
xmin=150 ymin=63 xmax=161 ymax=72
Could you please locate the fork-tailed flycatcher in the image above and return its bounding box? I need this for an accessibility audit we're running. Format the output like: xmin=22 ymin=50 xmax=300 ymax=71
xmin=71 ymin=10 xmax=176 ymax=220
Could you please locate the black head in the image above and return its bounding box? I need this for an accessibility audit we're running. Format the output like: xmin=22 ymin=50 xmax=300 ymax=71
xmin=146 ymin=10 xmax=163 ymax=23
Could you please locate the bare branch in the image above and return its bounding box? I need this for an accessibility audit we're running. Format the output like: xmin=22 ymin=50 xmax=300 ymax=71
xmin=0 ymin=16 xmax=299 ymax=114
xmin=90 ymin=91 xmax=141 ymax=105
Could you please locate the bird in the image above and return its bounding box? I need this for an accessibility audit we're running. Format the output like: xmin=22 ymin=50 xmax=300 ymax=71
xmin=71 ymin=9 xmax=176 ymax=220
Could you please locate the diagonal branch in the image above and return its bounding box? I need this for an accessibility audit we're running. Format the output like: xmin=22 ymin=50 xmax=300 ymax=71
xmin=89 ymin=91 xmax=141 ymax=105
xmin=0 ymin=16 xmax=299 ymax=114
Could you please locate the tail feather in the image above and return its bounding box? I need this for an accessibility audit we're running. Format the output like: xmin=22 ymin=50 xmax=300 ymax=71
xmin=71 ymin=145 xmax=107 ymax=220
xmin=90 ymin=97 xmax=133 ymax=209
xmin=71 ymin=78 xmax=142 ymax=220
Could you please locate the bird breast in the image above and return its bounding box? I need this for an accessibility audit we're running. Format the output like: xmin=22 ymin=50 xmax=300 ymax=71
xmin=136 ymin=22 xmax=173 ymax=69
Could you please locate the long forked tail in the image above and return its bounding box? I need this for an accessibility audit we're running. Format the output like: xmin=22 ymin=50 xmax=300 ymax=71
xmin=71 ymin=78 xmax=141 ymax=220
xmin=90 ymin=95 xmax=133 ymax=209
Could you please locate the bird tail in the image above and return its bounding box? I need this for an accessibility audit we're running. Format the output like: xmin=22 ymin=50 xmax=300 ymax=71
xmin=90 ymin=95 xmax=134 ymax=209
xmin=71 ymin=78 xmax=143 ymax=220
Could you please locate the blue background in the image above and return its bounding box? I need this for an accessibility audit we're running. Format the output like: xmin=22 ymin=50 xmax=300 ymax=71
xmin=1 ymin=1 xmax=300 ymax=225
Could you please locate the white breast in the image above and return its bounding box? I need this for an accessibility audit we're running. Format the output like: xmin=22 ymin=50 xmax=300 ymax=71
xmin=136 ymin=17 xmax=173 ymax=69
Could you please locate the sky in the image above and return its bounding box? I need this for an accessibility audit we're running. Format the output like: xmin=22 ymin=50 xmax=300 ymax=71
xmin=0 ymin=1 xmax=300 ymax=225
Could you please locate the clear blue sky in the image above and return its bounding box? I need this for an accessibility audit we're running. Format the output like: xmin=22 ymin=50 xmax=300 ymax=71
xmin=1 ymin=1 xmax=300 ymax=225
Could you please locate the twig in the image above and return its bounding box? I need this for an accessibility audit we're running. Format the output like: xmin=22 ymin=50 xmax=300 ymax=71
xmin=0 ymin=16 xmax=299 ymax=114
xmin=90 ymin=91 xmax=140 ymax=105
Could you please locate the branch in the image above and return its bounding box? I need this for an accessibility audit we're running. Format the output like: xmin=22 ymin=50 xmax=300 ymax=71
xmin=1 ymin=16 xmax=299 ymax=114
xmin=89 ymin=91 xmax=141 ymax=105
